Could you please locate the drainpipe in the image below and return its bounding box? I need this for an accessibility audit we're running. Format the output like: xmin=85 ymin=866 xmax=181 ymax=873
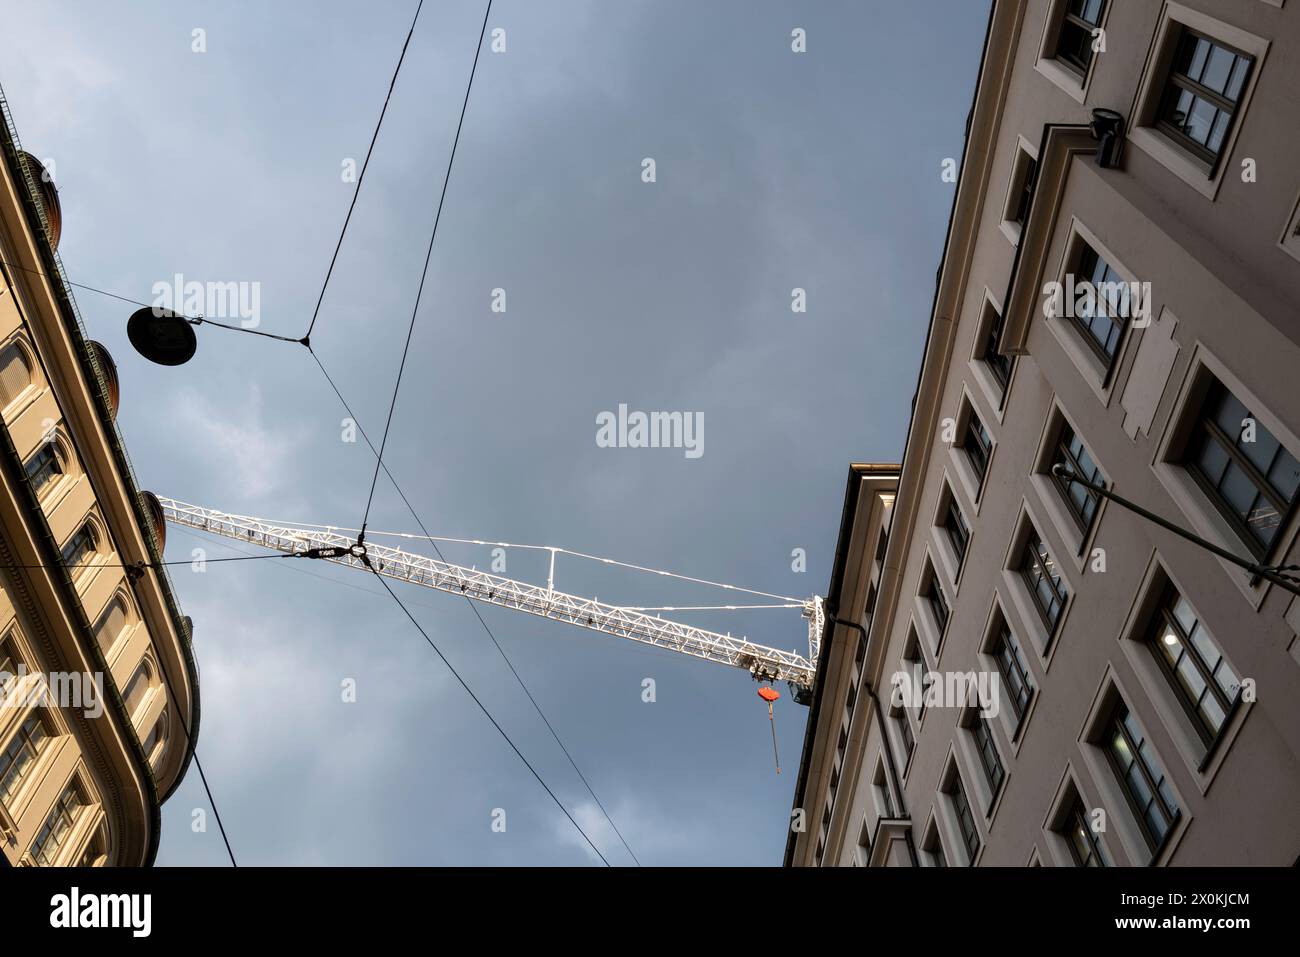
xmin=829 ymin=614 xmax=919 ymax=867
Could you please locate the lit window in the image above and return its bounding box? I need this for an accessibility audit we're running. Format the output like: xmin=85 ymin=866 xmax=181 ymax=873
xmin=1103 ymin=703 xmax=1180 ymax=852
xmin=1149 ymin=586 xmax=1240 ymax=745
xmin=1020 ymin=531 xmax=1068 ymax=635
xmin=1061 ymin=793 xmax=1107 ymax=866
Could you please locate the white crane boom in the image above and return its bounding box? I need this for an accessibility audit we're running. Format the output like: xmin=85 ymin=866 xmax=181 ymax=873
xmin=158 ymin=498 xmax=821 ymax=689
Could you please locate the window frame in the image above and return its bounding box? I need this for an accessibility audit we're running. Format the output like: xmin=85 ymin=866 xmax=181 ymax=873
xmin=1050 ymin=422 xmax=1106 ymax=534
xmin=1055 ymin=0 xmax=1107 ymax=76
xmin=1019 ymin=530 xmax=1069 ymax=638
xmin=1152 ymin=26 xmax=1254 ymax=175
xmin=1101 ymin=702 xmax=1181 ymax=854
xmin=1146 ymin=583 xmax=1242 ymax=749
xmin=1061 ymin=793 xmax=1108 ymax=866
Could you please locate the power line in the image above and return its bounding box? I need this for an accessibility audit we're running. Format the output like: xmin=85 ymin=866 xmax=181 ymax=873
xmin=310 ymin=347 xmax=640 ymax=865
xmin=302 ymin=0 xmax=426 ymax=343
xmin=360 ymin=0 xmax=492 ymax=534
xmin=0 ymin=257 xmax=302 ymax=344
xmin=367 ymin=568 xmax=610 ymax=866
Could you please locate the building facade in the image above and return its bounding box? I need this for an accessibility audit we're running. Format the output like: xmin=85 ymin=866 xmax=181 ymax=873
xmin=0 ymin=89 xmax=198 ymax=866
xmin=789 ymin=0 xmax=1300 ymax=867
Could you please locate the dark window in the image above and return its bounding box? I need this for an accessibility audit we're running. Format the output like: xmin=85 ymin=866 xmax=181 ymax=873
xmin=1012 ymin=156 xmax=1038 ymax=227
xmin=923 ymin=570 xmax=950 ymax=636
xmin=1185 ymin=381 xmax=1300 ymax=558
xmin=1149 ymin=585 xmax=1240 ymax=745
xmin=1103 ymin=702 xmax=1180 ymax=852
xmin=60 ymin=524 xmax=97 ymax=570
xmin=991 ymin=623 xmax=1034 ymax=726
xmin=24 ymin=442 xmax=63 ymax=497
xmin=1020 ymin=531 xmax=1068 ymax=635
xmin=875 ymin=531 xmax=888 ymax=564
xmin=865 ymin=582 xmax=878 ymax=618
xmin=1061 ymin=794 xmax=1108 ymax=866
xmin=853 ymin=635 xmax=866 ymax=676
xmin=947 ymin=773 xmax=981 ymax=864
xmin=845 ymin=675 xmax=858 ymax=714
xmin=1069 ymin=244 xmax=1129 ymax=371
xmin=896 ymin=712 xmax=915 ymax=760
xmin=1156 ymin=27 xmax=1253 ymax=170
xmin=904 ymin=641 xmax=928 ymax=725
xmin=1052 ymin=423 xmax=1106 ymax=531
xmin=963 ymin=411 xmax=993 ymax=487
xmin=969 ymin=714 xmax=1005 ymax=796
xmin=925 ymin=829 xmax=948 ymax=868
xmin=1055 ymin=0 xmax=1106 ymax=75
xmin=981 ymin=304 xmax=1014 ymax=390
xmin=943 ymin=498 xmax=971 ymax=572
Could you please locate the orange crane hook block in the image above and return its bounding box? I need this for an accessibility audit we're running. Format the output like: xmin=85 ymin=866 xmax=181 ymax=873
xmin=757 ymin=685 xmax=782 ymax=774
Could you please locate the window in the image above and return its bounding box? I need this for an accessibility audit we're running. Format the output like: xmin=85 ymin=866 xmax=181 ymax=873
xmin=1184 ymin=380 xmax=1300 ymax=558
xmin=1069 ymin=243 xmax=1129 ymax=372
xmin=123 ymin=658 xmax=154 ymax=719
xmin=144 ymin=708 xmax=169 ymax=765
xmin=24 ymin=441 xmax=64 ymax=498
xmin=968 ymin=713 xmax=1005 ymax=797
xmin=963 ymin=410 xmax=993 ymax=487
xmin=943 ymin=498 xmax=971 ymax=573
xmin=875 ymin=531 xmax=888 ymax=564
xmin=1103 ymin=703 xmax=1180 ymax=852
xmin=30 ymin=782 xmax=86 ymax=866
xmin=0 ymin=341 xmax=32 ymax=409
xmin=77 ymin=826 xmax=107 ymax=868
xmin=0 ymin=715 xmax=51 ymax=806
xmin=946 ymin=772 xmax=981 ymax=864
xmin=1055 ymin=0 xmax=1106 ymax=75
xmin=94 ymin=595 xmax=130 ymax=655
xmin=896 ymin=711 xmax=915 ymax=761
xmin=1020 ymin=531 xmax=1068 ymax=635
xmin=922 ymin=823 xmax=948 ymax=868
xmin=1155 ymin=27 xmax=1253 ymax=171
xmin=991 ymin=623 xmax=1034 ymax=728
xmin=0 ymin=633 xmax=17 ymax=679
xmin=1051 ymin=423 xmax=1105 ymax=532
xmin=855 ymin=818 xmax=872 ymax=867
xmin=902 ymin=635 xmax=928 ymax=725
xmin=979 ymin=302 xmax=1014 ymax=391
xmin=865 ymin=582 xmax=878 ymax=618
xmin=872 ymin=760 xmax=895 ymax=819
xmin=1149 ymin=585 xmax=1240 ymax=745
xmin=1010 ymin=156 xmax=1037 ymax=228
xmin=923 ymin=568 xmax=951 ymax=637
xmin=60 ymin=522 xmax=98 ymax=570
xmin=1061 ymin=794 xmax=1108 ymax=866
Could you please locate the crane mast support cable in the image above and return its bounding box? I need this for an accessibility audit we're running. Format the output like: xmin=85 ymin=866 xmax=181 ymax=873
xmin=158 ymin=497 xmax=820 ymax=688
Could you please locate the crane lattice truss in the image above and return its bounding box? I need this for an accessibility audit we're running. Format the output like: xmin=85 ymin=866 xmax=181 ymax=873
xmin=158 ymin=499 xmax=821 ymax=689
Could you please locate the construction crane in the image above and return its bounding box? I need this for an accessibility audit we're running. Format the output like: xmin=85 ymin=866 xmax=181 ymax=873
xmin=157 ymin=498 xmax=822 ymax=696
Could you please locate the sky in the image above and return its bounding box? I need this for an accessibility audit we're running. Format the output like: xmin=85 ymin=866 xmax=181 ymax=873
xmin=0 ymin=0 xmax=990 ymax=866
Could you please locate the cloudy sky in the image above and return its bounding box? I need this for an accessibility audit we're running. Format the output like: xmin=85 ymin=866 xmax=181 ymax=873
xmin=0 ymin=0 xmax=989 ymax=865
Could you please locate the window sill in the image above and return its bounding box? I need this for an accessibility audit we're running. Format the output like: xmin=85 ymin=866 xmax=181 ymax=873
xmin=1034 ymin=56 xmax=1089 ymax=105
xmin=1128 ymin=126 xmax=1223 ymax=202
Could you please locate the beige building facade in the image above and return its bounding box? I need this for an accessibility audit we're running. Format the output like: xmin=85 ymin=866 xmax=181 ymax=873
xmin=789 ymin=0 xmax=1300 ymax=867
xmin=0 ymin=90 xmax=198 ymax=866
